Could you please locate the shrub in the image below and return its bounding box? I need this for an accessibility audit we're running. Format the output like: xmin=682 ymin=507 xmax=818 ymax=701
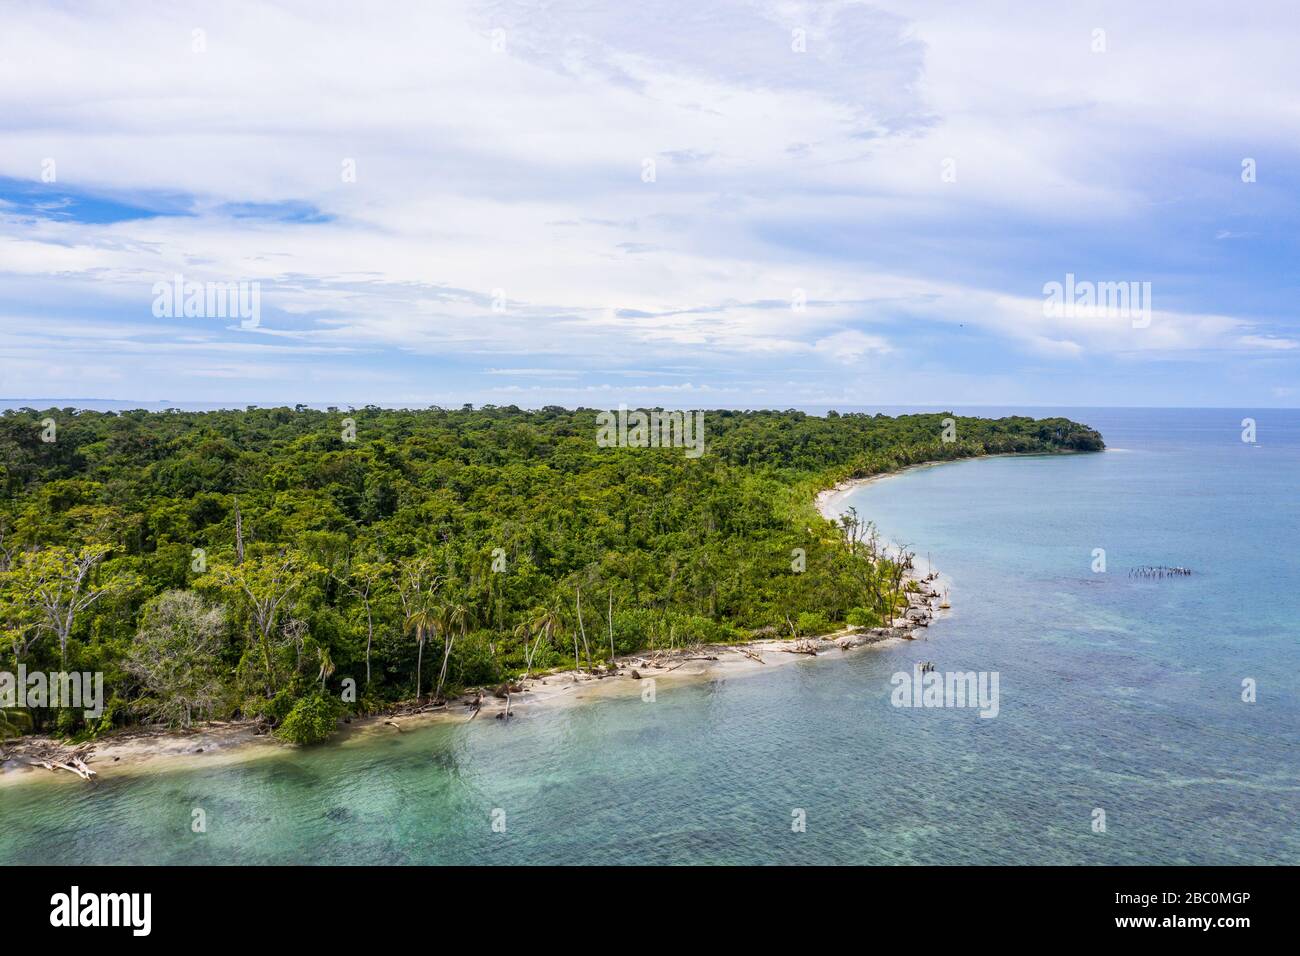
xmin=609 ymin=609 xmax=741 ymax=650
xmin=611 ymin=608 xmax=659 ymax=653
xmin=846 ymin=606 xmax=882 ymax=628
xmin=264 ymin=684 xmax=303 ymax=724
xmin=796 ymin=611 xmax=832 ymax=636
xmin=451 ymin=631 xmax=500 ymax=687
xmin=0 ymin=708 xmax=31 ymax=740
xmin=671 ymin=613 xmax=742 ymax=645
xmin=275 ymin=693 xmax=339 ymax=745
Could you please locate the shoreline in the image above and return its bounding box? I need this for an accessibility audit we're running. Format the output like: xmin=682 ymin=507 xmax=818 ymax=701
xmin=813 ymin=450 xmax=1088 ymax=521
xmin=1 ymin=470 xmax=949 ymax=787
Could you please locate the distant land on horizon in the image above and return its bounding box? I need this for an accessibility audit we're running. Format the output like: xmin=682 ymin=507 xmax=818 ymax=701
xmin=3 ymin=399 xmax=1299 ymax=414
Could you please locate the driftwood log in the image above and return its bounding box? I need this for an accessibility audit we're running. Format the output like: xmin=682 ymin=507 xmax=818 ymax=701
xmin=37 ymin=758 xmax=96 ymax=781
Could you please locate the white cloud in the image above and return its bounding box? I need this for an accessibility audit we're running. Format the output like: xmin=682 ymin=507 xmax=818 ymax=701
xmin=0 ymin=0 xmax=1297 ymax=405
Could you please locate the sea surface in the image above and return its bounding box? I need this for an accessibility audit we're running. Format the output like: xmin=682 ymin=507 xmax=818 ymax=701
xmin=2 ymin=407 xmax=1297 ymax=864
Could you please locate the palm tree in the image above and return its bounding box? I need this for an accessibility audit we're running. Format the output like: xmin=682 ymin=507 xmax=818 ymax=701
xmin=521 ymin=603 xmax=563 ymax=679
xmin=405 ymin=604 xmax=437 ymax=700
xmin=316 ymin=646 xmax=335 ymax=692
xmin=434 ymin=601 xmax=470 ymax=702
xmin=396 ymin=557 xmax=440 ymax=701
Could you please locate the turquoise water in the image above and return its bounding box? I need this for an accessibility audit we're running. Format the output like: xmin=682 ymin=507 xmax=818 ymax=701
xmin=2 ymin=408 xmax=1297 ymax=864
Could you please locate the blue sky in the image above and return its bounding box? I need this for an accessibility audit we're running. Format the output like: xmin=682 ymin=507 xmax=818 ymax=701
xmin=1 ymin=0 xmax=1297 ymax=408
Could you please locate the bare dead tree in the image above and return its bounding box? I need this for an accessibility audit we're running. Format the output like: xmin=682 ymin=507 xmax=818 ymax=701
xmin=608 ymin=590 xmax=615 ymax=663
xmin=283 ymin=617 xmax=309 ymax=673
xmin=127 ymin=590 xmax=225 ymax=728
xmin=575 ymin=587 xmax=593 ymax=672
xmin=17 ymin=545 xmax=129 ymax=668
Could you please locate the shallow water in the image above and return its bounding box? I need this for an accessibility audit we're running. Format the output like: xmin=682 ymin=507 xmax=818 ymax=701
xmin=2 ymin=407 xmax=1296 ymax=864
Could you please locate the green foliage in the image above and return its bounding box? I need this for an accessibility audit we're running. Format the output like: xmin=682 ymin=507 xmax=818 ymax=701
xmin=846 ymin=606 xmax=883 ymax=628
xmin=666 ymin=612 xmax=743 ymax=645
xmin=264 ymin=685 xmax=305 ymax=725
xmin=610 ymin=608 xmax=659 ymax=653
xmin=274 ymin=692 xmax=340 ymax=745
xmin=88 ymin=695 xmax=127 ymax=738
xmin=0 ymin=405 xmax=1102 ymax=734
xmin=448 ymin=631 xmax=500 ymax=686
xmin=796 ymin=611 xmax=832 ymax=636
xmin=0 ymin=708 xmax=32 ymax=740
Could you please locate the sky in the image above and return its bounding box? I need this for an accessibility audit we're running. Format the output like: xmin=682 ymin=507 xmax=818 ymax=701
xmin=0 ymin=0 xmax=1297 ymax=410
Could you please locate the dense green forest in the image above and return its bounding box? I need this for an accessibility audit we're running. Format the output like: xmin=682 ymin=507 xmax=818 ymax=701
xmin=0 ymin=406 xmax=1102 ymax=743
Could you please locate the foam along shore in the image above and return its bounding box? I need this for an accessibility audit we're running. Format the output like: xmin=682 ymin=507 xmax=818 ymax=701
xmin=1 ymin=478 xmax=948 ymax=785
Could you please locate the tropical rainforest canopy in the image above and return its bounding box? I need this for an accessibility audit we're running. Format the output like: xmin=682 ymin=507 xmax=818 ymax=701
xmin=0 ymin=406 xmax=1102 ymax=742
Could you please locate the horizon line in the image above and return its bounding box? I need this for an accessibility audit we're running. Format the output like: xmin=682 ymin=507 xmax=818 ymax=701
xmin=3 ymin=398 xmax=1299 ymax=413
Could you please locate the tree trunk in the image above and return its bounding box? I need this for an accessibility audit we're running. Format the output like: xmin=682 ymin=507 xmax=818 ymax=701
xmin=435 ymin=635 xmax=454 ymax=702
xmin=364 ymin=605 xmax=373 ymax=687
xmin=415 ymin=626 xmax=425 ymax=699
xmin=259 ymin=623 xmax=275 ymax=698
xmin=576 ymin=588 xmax=592 ymax=671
